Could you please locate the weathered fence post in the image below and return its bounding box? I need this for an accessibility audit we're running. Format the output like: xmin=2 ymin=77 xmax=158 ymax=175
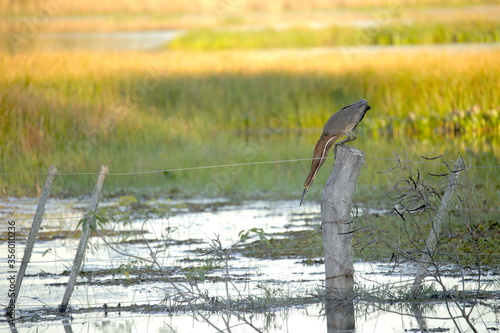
xmin=411 ymin=157 xmax=465 ymax=298
xmin=6 ymin=166 xmax=57 ymax=316
xmin=321 ymin=145 xmax=364 ymax=331
xmin=59 ymin=165 xmax=108 ymax=312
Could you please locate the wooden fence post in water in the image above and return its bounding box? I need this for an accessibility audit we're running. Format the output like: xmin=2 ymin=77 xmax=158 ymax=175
xmin=321 ymin=145 xmax=364 ymax=331
xmin=59 ymin=165 xmax=108 ymax=313
xmin=6 ymin=166 xmax=58 ymax=316
xmin=411 ymin=157 xmax=465 ymax=298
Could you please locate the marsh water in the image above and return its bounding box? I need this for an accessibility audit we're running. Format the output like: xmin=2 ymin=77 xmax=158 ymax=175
xmin=0 ymin=197 xmax=498 ymax=332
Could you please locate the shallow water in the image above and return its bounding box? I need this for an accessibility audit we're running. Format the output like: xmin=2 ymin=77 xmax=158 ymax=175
xmin=0 ymin=197 xmax=498 ymax=332
xmin=4 ymin=302 xmax=499 ymax=333
xmin=20 ymin=29 xmax=184 ymax=51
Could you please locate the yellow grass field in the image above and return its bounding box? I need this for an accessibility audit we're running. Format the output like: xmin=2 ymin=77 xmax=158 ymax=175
xmin=2 ymin=0 xmax=495 ymax=15
xmin=1 ymin=47 xmax=498 ymax=199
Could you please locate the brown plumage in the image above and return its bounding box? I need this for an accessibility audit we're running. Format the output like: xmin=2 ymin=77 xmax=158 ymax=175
xmin=299 ymin=99 xmax=370 ymax=206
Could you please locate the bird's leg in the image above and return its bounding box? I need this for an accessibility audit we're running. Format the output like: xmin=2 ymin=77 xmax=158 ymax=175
xmin=335 ymin=132 xmax=357 ymax=147
xmin=334 ymin=133 xmax=357 ymax=155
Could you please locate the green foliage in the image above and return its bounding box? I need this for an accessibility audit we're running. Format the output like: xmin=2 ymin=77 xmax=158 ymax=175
xmin=185 ymin=260 xmax=220 ymax=282
xmin=238 ymin=228 xmax=270 ymax=246
xmin=117 ymin=261 xmax=141 ymax=279
xmin=356 ymin=282 xmax=439 ymax=301
xmin=118 ymin=195 xmax=138 ymax=206
xmin=76 ymin=211 xmax=108 ymax=232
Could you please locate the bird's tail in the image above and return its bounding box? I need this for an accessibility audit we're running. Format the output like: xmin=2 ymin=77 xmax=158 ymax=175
xmin=299 ymin=185 xmax=310 ymax=207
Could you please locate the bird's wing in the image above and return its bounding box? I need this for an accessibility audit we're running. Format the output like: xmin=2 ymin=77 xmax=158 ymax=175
xmin=323 ymin=99 xmax=369 ymax=135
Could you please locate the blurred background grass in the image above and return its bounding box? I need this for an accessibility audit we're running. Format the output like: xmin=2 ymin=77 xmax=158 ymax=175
xmin=2 ymin=0 xmax=497 ymax=15
xmin=169 ymin=20 xmax=500 ymax=50
xmin=0 ymin=0 xmax=498 ymax=209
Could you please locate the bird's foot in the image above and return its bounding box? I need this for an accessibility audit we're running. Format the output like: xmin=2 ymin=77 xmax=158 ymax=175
xmin=334 ymin=138 xmax=348 ymax=153
xmin=335 ymin=133 xmax=357 ymax=152
xmin=333 ymin=142 xmax=343 ymax=155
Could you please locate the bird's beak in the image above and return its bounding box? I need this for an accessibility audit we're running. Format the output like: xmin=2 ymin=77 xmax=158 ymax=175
xmin=299 ymin=185 xmax=311 ymax=207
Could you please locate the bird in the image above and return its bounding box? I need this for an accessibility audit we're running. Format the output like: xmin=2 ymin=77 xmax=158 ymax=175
xmin=299 ymin=99 xmax=370 ymax=206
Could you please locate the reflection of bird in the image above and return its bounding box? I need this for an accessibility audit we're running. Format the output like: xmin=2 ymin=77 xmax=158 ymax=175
xmin=299 ymin=99 xmax=371 ymax=206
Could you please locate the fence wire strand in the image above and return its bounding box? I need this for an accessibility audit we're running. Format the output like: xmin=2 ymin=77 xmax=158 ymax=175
xmin=0 ymin=156 xmax=499 ymax=177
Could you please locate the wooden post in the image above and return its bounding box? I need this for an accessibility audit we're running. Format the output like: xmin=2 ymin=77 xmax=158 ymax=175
xmin=7 ymin=166 xmax=57 ymax=316
xmin=59 ymin=165 xmax=108 ymax=312
xmin=411 ymin=158 xmax=464 ymax=298
xmin=321 ymin=145 xmax=364 ymax=331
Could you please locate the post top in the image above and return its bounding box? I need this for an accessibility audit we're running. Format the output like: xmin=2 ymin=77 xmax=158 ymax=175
xmin=335 ymin=144 xmax=365 ymax=157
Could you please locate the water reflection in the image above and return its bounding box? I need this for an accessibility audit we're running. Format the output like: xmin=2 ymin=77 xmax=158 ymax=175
xmin=4 ymin=301 xmax=497 ymax=333
xmin=62 ymin=317 xmax=73 ymax=333
xmin=410 ymin=303 xmax=427 ymax=332
xmin=325 ymin=301 xmax=355 ymax=332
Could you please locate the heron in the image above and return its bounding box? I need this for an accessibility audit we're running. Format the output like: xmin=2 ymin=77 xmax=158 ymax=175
xmin=299 ymin=99 xmax=370 ymax=206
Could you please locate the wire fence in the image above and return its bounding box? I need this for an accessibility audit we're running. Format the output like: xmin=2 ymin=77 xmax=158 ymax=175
xmin=0 ymin=155 xmax=499 ymax=176
xmin=1 ymin=152 xmax=498 ymax=329
xmin=1 ymin=151 xmax=498 ymax=276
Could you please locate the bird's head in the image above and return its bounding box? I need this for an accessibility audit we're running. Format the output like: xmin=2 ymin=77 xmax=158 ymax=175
xmin=299 ymin=184 xmax=311 ymax=207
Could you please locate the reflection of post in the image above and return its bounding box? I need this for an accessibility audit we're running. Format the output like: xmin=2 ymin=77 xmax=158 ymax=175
xmin=62 ymin=316 xmax=74 ymax=333
xmin=411 ymin=303 xmax=427 ymax=331
xmin=326 ymin=301 xmax=355 ymax=332
xmin=321 ymin=145 xmax=364 ymax=332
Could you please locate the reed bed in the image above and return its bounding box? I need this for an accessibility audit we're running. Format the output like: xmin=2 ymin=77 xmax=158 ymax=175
xmin=0 ymin=48 xmax=498 ymax=201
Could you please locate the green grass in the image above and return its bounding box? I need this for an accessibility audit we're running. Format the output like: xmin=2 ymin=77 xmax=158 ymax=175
xmin=169 ymin=20 xmax=500 ymax=50
xmin=0 ymin=49 xmax=498 ymax=205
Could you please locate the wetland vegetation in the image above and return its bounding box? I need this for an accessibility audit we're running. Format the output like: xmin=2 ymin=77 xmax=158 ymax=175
xmin=0 ymin=1 xmax=499 ymax=331
xmin=1 ymin=49 xmax=498 ymax=206
xmin=1 ymin=0 xmax=498 ymax=205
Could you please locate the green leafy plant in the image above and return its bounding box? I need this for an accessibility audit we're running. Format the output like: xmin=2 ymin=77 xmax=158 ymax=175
xmin=238 ymin=228 xmax=270 ymax=246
